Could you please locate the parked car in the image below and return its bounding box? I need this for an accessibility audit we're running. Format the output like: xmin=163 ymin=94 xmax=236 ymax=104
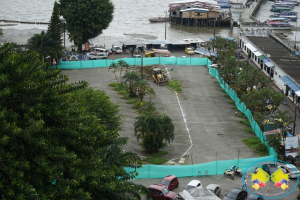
xmin=278 ymin=163 xmax=300 ymax=178
xmin=91 ymin=48 xmax=108 ymax=55
xmin=132 ymin=55 xmax=142 ymax=58
xmin=88 ymin=52 xmax=107 ymax=60
xmin=222 ymin=188 xmax=248 ymax=200
xmin=185 ymin=47 xmax=194 ymax=55
xmin=183 ymin=180 xmax=202 ymax=193
xmin=256 ymin=164 xmax=278 ymax=175
xmin=148 ymin=184 xmax=178 ymax=200
xmin=111 ymin=46 xmax=123 ymax=54
xmin=179 ymin=186 xmax=221 ymax=200
xmin=159 ymin=175 xmax=179 ymax=191
xmin=206 ymin=184 xmax=221 ymax=197
xmin=247 ymin=195 xmax=264 ymax=200
xmin=101 ymin=48 xmax=112 ymax=56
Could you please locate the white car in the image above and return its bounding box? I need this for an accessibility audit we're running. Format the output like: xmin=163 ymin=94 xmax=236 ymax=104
xmin=183 ymin=180 xmax=202 ymax=193
xmin=111 ymin=46 xmax=122 ymax=54
xmin=205 ymin=184 xmax=221 ymax=197
xmin=179 ymin=186 xmax=221 ymax=200
xmin=278 ymin=163 xmax=300 ymax=179
xmin=88 ymin=52 xmax=107 ymax=60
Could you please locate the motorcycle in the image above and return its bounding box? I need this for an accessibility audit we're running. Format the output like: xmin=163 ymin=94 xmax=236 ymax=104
xmin=234 ymin=167 xmax=243 ymax=177
xmin=224 ymin=167 xmax=235 ymax=180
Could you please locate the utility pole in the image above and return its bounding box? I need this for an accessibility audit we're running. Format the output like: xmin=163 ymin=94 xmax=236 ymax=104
xmin=165 ymin=11 xmax=167 ymax=40
xmin=64 ymin=22 xmax=66 ymax=48
xmin=293 ymin=105 xmax=297 ymax=136
xmin=140 ymin=56 xmax=143 ymax=106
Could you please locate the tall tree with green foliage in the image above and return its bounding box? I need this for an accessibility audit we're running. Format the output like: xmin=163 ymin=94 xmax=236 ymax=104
xmin=48 ymin=1 xmax=63 ymax=45
xmin=59 ymin=0 xmax=114 ymax=52
xmin=27 ymin=30 xmax=62 ymax=65
xmin=0 ymin=43 xmax=147 ymax=199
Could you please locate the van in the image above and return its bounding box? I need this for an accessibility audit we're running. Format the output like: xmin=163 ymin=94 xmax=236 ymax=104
xmin=92 ymin=48 xmax=108 ymax=55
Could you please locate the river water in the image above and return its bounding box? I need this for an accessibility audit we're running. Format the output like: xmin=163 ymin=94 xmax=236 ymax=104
xmin=0 ymin=0 xmax=298 ymax=48
xmin=0 ymin=0 xmax=240 ymax=48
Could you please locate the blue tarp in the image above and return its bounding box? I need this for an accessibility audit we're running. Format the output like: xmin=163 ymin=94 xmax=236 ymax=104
xmin=281 ymin=76 xmax=300 ymax=92
xmin=194 ymin=48 xmax=217 ymax=57
xmin=262 ymin=58 xmax=270 ymax=63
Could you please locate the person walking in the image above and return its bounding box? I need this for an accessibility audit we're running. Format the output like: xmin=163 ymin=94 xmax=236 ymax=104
xmin=242 ymin=178 xmax=247 ymax=189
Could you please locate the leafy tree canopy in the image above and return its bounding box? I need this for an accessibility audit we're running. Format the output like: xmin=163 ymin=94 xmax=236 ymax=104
xmin=59 ymin=0 xmax=114 ymax=51
xmin=0 ymin=43 xmax=145 ymax=199
xmin=134 ymin=112 xmax=174 ymax=153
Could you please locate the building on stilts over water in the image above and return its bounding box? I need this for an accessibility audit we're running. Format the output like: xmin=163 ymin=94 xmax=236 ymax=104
xmin=168 ymin=0 xmax=237 ymax=27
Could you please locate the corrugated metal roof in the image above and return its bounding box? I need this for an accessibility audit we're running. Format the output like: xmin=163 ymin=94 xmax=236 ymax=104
xmin=120 ymin=40 xmax=149 ymax=45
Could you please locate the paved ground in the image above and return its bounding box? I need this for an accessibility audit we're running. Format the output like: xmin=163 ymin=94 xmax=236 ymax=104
xmin=60 ymin=55 xmax=300 ymax=199
xmin=61 ymin=63 xmax=257 ymax=164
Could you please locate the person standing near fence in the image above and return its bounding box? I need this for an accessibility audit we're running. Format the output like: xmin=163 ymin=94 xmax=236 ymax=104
xmin=242 ymin=178 xmax=247 ymax=189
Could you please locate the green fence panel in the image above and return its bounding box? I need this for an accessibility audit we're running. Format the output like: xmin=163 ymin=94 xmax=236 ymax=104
xmin=191 ymin=58 xmax=208 ymax=66
xmin=177 ymin=57 xmax=191 ymax=65
xmin=125 ymin=154 xmax=277 ymax=179
xmin=159 ymin=57 xmax=175 ymax=65
xmin=80 ymin=60 xmax=93 ymax=68
xmin=58 ymin=61 xmax=81 ymax=69
xmin=56 ymin=57 xmax=210 ymax=69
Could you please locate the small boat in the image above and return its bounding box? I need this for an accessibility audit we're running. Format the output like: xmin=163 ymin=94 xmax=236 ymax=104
xmin=266 ymin=17 xmax=290 ymax=22
xmin=218 ymin=2 xmax=232 ymax=8
xmin=267 ymin=22 xmax=294 ymax=29
xmin=270 ymin=7 xmax=292 ymax=12
xmin=270 ymin=11 xmax=298 ymax=20
xmin=272 ymin=4 xmax=294 ymax=8
xmin=148 ymin=17 xmax=169 ymax=22
xmin=274 ymin=1 xmax=299 ymax=6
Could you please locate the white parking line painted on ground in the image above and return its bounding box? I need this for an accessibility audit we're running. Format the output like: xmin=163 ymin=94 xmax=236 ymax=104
xmin=164 ymin=65 xmax=193 ymax=160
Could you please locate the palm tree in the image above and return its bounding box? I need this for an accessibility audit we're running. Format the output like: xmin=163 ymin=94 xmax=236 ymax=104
xmin=134 ymin=112 xmax=174 ymax=153
xmin=108 ymin=62 xmax=119 ymax=82
xmin=117 ymin=60 xmax=130 ymax=83
xmin=274 ymin=110 xmax=293 ymax=145
xmin=123 ymin=71 xmax=141 ymax=97
xmin=27 ymin=31 xmax=62 ymax=66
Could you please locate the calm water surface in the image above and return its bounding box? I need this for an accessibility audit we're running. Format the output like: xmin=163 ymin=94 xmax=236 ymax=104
xmin=0 ymin=0 xmax=298 ymax=47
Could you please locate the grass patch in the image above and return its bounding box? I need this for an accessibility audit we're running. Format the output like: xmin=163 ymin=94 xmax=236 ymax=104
xmin=236 ymin=113 xmax=247 ymax=119
xmin=109 ymin=82 xmax=127 ymax=91
xmin=245 ymin=127 xmax=255 ymax=134
xmin=243 ymin=137 xmax=269 ymax=156
xmin=231 ymin=107 xmax=239 ymax=111
xmin=240 ymin=120 xmax=251 ymax=127
xmin=168 ymin=80 xmax=182 ymax=93
xmin=142 ymin=150 xmax=168 ymax=165
xmin=228 ymin=100 xmax=235 ymax=104
xmin=126 ymin=99 xmax=140 ymax=104
xmin=224 ymin=94 xmax=230 ymax=98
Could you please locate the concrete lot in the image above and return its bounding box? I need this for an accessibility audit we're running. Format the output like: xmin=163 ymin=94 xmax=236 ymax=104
xmin=61 ymin=63 xmax=299 ymax=199
xmin=61 ymin=64 xmax=257 ymax=164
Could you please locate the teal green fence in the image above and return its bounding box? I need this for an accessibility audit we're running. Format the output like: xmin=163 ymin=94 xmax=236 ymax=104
xmin=55 ymin=57 xmax=209 ymax=69
xmin=57 ymin=57 xmax=277 ymax=178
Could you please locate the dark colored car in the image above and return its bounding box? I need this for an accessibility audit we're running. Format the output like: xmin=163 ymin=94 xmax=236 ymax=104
xmin=261 ymin=164 xmax=278 ymax=175
xmin=247 ymin=194 xmax=264 ymax=200
xmin=159 ymin=175 xmax=179 ymax=191
xmin=222 ymin=188 xmax=248 ymax=200
xmin=148 ymin=184 xmax=178 ymax=200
